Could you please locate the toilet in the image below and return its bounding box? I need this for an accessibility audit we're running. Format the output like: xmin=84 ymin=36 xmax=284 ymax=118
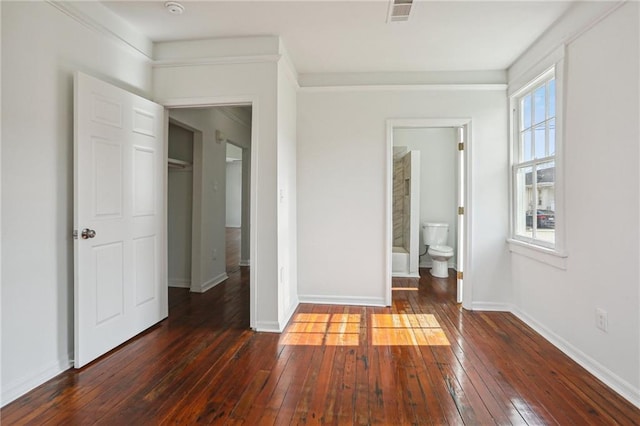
xmin=422 ymin=222 xmax=454 ymax=278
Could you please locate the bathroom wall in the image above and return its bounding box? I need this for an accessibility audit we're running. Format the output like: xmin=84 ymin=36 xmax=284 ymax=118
xmin=393 ymin=128 xmax=458 ymax=268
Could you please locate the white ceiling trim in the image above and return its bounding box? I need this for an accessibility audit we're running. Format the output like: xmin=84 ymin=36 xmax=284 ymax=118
xmin=299 ymin=84 xmax=507 ymax=93
xmin=152 ymin=54 xmax=282 ymax=68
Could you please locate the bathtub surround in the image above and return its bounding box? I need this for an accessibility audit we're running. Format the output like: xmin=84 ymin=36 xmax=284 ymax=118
xmin=392 ymin=147 xmax=407 ymax=247
xmin=391 ymin=149 xmax=420 ymax=277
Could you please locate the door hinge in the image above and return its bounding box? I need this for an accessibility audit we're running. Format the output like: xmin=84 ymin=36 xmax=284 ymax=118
xmin=73 ymin=230 xmax=78 ymax=240
xmin=458 ymin=142 xmax=464 ymax=151
xmin=458 ymin=206 xmax=464 ymax=215
xmin=457 ymin=271 xmax=463 ymax=280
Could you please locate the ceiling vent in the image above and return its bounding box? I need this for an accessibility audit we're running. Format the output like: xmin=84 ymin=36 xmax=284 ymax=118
xmin=388 ymin=0 xmax=413 ymax=23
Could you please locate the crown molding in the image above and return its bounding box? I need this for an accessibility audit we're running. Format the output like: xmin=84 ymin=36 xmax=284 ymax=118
xmin=152 ymin=54 xmax=281 ymax=68
xmin=299 ymin=84 xmax=507 ymax=93
xmin=46 ymin=1 xmax=153 ymax=60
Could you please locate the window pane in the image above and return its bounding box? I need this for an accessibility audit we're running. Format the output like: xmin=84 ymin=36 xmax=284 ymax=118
xmin=521 ymin=129 xmax=532 ymax=161
xmin=548 ymin=118 xmax=556 ymax=155
xmin=534 ymin=85 xmax=546 ymax=124
xmin=534 ymin=123 xmax=546 ymax=159
xmin=521 ymin=94 xmax=531 ymax=130
xmin=515 ymin=166 xmax=533 ymax=238
xmin=548 ymin=79 xmax=556 ymax=118
xmin=535 ymin=161 xmax=555 ymax=245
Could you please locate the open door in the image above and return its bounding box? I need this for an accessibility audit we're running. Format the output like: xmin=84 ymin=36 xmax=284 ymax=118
xmin=456 ymin=126 xmax=465 ymax=304
xmin=74 ymin=72 xmax=167 ymax=368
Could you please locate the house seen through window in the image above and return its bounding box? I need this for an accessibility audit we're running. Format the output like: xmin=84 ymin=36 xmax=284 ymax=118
xmin=513 ymin=69 xmax=556 ymax=248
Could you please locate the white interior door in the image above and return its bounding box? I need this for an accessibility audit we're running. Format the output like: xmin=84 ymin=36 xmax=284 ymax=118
xmin=74 ymin=72 xmax=167 ymax=368
xmin=456 ymin=126 xmax=465 ymax=304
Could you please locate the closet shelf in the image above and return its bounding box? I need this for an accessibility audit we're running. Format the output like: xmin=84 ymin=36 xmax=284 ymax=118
xmin=168 ymin=158 xmax=192 ymax=170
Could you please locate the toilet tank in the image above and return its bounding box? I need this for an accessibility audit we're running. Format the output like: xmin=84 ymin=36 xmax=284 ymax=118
xmin=422 ymin=222 xmax=449 ymax=246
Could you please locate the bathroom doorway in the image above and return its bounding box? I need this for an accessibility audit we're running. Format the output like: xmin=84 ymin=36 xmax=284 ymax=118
xmin=386 ymin=119 xmax=470 ymax=307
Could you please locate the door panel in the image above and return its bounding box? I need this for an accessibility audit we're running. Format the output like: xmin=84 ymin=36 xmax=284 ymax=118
xmin=74 ymin=72 xmax=166 ymax=368
xmin=93 ymin=137 xmax=123 ymax=217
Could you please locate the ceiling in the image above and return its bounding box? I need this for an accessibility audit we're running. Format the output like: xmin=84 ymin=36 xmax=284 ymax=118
xmin=101 ymin=0 xmax=575 ymax=74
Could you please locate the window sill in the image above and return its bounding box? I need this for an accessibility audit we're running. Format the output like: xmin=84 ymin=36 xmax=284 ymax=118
xmin=507 ymin=238 xmax=568 ymax=270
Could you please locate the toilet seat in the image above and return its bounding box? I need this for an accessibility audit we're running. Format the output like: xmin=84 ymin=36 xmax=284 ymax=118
xmin=428 ymin=245 xmax=453 ymax=256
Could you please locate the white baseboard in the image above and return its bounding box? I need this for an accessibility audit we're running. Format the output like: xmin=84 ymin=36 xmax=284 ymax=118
xmin=392 ymin=272 xmax=420 ymax=278
xmin=1 ymin=355 xmax=73 ymax=407
xmin=279 ymin=298 xmax=299 ymax=331
xmin=471 ymin=302 xmax=511 ymax=312
xmin=298 ymin=294 xmax=386 ymax=307
xmin=192 ymin=272 xmax=228 ymax=293
xmin=512 ymin=306 xmax=640 ymax=409
xmin=239 ymin=259 xmax=250 ymax=267
xmin=254 ymin=320 xmax=282 ymax=333
xmin=168 ymin=278 xmax=191 ymax=288
xmin=225 ymin=225 xmax=241 ymax=228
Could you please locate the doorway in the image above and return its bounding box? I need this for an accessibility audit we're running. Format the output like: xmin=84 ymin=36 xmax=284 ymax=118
xmin=165 ymin=104 xmax=254 ymax=324
xmin=386 ymin=119 xmax=471 ymax=308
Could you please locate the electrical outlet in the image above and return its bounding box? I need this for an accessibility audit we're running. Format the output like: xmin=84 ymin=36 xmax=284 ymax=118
xmin=595 ymin=308 xmax=608 ymax=332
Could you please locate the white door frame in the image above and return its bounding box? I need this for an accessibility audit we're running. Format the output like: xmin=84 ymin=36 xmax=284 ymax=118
xmin=162 ymin=96 xmax=259 ymax=329
xmin=385 ymin=118 xmax=473 ymax=309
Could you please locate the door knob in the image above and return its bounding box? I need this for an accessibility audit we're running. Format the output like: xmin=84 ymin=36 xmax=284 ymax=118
xmin=81 ymin=228 xmax=96 ymax=239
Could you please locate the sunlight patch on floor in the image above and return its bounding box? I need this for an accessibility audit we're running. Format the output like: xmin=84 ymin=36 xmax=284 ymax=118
xmin=371 ymin=314 xmax=450 ymax=346
xmin=280 ymin=313 xmax=361 ymax=346
xmin=281 ymin=313 xmax=449 ymax=346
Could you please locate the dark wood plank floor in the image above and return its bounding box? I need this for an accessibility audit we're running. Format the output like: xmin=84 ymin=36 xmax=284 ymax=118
xmin=226 ymin=227 xmax=241 ymax=274
xmin=3 ymin=253 xmax=639 ymax=423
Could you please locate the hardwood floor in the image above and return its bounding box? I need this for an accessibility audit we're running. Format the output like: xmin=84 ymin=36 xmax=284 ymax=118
xmin=2 ymin=267 xmax=639 ymax=424
xmin=226 ymin=227 xmax=241 ymax=274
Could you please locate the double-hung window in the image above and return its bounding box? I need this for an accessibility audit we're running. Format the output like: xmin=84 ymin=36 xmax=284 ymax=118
xmin=511 ymin=68 xmax=558 ymax=249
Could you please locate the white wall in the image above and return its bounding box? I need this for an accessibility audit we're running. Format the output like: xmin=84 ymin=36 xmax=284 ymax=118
xmin=154 ymin=37 xmax=296 ymax=331
xmin=277 ymin=55 xmax=300 ymax=326
xmin=297 ymin=88 xmax=509 ymax=306
xmin=508 ymin=1 xmax=640 ymax=407
xmin=1 ymin=1 xmax=153 ymax=405
xmin=394 ymin=128 xmax=458 ymax=268
xmin=226 ymin=160 xmax=242 ymax=228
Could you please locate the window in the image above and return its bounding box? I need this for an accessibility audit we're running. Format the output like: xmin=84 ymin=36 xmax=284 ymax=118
xmin=511 ymin=68 xmax=557 ymax=249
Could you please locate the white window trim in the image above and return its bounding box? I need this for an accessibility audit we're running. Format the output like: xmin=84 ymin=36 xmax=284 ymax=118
xmin=508 ymin=45 xmax=567 ymax=268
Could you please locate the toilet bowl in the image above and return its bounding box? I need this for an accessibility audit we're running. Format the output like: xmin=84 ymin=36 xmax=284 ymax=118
xmin=422 ymin=222 xmax=454 ymax=278
xmin=427 ymin=245 xmax=454 ymax=278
